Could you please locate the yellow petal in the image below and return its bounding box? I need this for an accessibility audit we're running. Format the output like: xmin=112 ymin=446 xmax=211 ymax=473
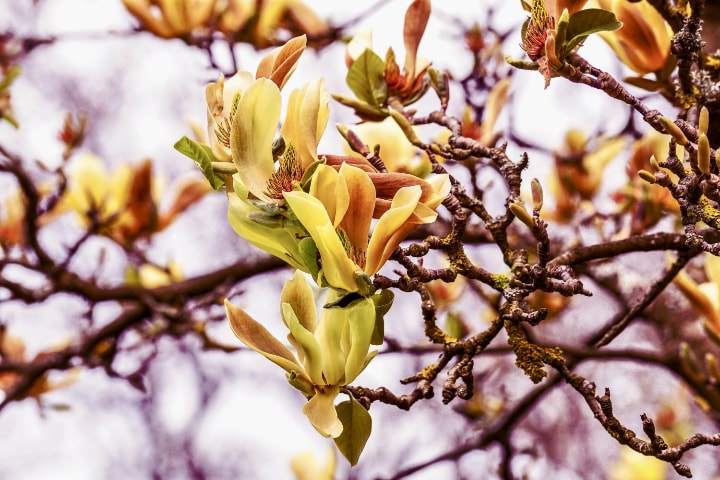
xmin=301 ymin=386 xmax=343 ymax=437
xmin=280 ymin=78 xmax=329 ymax=169
xmin=122 ymin=0 xmax=176 ymax=38
xmin=343 ymin=296 xmax=376 ymax=383
xmin=227 ymin=178 xmax=308 ymax=272
xmin=231 ymin=78 xmax=281 ymax=202
xmin=365 ymin=185 xmax=424 ymax=275
xmin=281 ymin=270 xmax=317 ymax=332
xmin=281 ymin=302 xmax=324 ymax=385
xmin=309 ymin=164 xmax=349 ymax=228
xmin=284 ymin=191 xmax=359 ymax=292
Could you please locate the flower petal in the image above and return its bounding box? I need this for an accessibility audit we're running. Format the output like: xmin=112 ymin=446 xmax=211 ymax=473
xmin=256 ymin=34 xmax=307 ymax=89
xmin=343 ymin=296 xmax=376 ymax=383
xmin=284 ymin=191 xmax=359 ymax=292
xmin=231 ymin=78 xmax=281 ymax=203
xmin=302 ymin=386 xmax=343 ymax=438
xmin=365 ymin=185 xmax=424 ymax=275
xmin=224 ymin=299 xmax=307 ymax=378
xmin=309 ymin=164 xmax=349 ymax=228
xmin=281 ymin=270 xmax=317 ymax=332
xmin=282 ymin=302 xmax=324 ymax=385
xmin=280 ymin=78 xmax=329 ymax=169
xmin=337 ymin=163 xmax=375 ymax=256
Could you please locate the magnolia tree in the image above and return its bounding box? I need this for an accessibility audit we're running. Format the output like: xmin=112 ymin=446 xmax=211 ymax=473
xmin=1 ymin=0 xmax=720 ymax=478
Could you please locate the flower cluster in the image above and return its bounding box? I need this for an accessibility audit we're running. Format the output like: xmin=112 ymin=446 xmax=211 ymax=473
xmin=177 ymin=33 xmax=448 ymax=462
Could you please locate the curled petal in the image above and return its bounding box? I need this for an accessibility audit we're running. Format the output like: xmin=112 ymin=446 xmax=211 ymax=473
xmin=282 ymin=302 xmax=324 ymax=385
xmin=365 ymin=185 xmax=424 ymax=276
xmin=256 ymin=34 xmax=307 ymax=89
xmin=225 ymin=299 xmax=308 ymax=379
xmin=280 ymin=270 xmax=317 ymax=333
xmin=336 ymin=164 xmax=375 ymax=255
xmin=302 ymin=386 xmax=343 ymax=438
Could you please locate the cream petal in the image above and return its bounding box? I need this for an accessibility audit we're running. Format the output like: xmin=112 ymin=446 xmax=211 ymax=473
xmin=301 ymin=386 xmax=343 ymax=438
xmin=281 ymin=78 xmax=329 ymax=169
xmin=309 ymin=164 xmax=349 ymax=228
xmin=231 ymin=78 xmax=281 ymax=203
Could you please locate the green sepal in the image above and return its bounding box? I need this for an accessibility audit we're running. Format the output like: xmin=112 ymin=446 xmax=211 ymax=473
xmin=565 ymin=8 xmax=622 ymax=52
xmin=0 ymin=65 xmax=21 ymax=91
xmin=174 ymin=136 xmax=226 ymax=190
xmin=298 ymin=236 xmax=321 ymax=280
xmin=370 ymin=290 xmax=393 ymax=345
xmin=346 ymin=49 xmax=387 ymax=107
xmin=427 ymin=67 xmax=449 ymax=107
xmin=299 ymin=158 xmax=325 ymax=192
xmin=554 ymin=8 xmax=570 ymax=49
xmin=334 ymin=395 xmax=372 ymax=466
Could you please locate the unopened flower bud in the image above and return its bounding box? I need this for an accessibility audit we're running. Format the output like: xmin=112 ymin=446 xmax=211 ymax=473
xmin=638 ymin=169 xmax=656 ymax=184
xmin=509 ymin=200 xmax=534 ymax=227
xmin=659 ymin=116 xmax=689 ymax=146
xmin=531 ymin=178 xmax=543 ymax=211
xmin=698 ymin=133 xmax=710 ymax=175
xmin=699 ymin=106 xmax=709 ymax=135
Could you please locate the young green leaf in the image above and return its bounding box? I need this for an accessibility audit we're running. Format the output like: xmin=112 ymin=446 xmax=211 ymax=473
xmin=334 ymin=396 xmax=372 ymax=466
xmin=346 ymin=49 xmax=387 ymax=108
xmin=174 ymin=136 xmax=225 ymax=190
xmin=565 ymin=9 xmax=622 ymax=52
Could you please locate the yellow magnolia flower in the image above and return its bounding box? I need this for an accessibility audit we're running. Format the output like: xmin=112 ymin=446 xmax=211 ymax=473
xmin=284 ymin=163 xmax=450 ymax=293
xmin=217 ymin=0 xmax=329 ymax=47
xmin=547 ymin=129 xmax=625 ymax=221
xmin=122 ymin=0 xmax=216 ymax=39
xmin=290 ymin=448 xmax=336 ymax=480
xmin=58 ymin=154 xmax=208 ymax=245
xmin=206 ymin=35 xmax=307 ymax=164
xmin=593 ymin=0 xmax=672 ymax=75
xmin=225 ymin=271 xmax=378 ymax=437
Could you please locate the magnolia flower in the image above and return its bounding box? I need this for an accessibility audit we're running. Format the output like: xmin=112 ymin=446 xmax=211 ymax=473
xmin=593 ymin=0 xmax=672 ymax=75
xmin=122 ymin=0 xmax=215 ymax=39
xmin=547 ymin=129 xmax=625 ymax=221
xmin=225 ymin=271 xmax=378 ymax=437
xmin=58 ymin=154 xmax=209 ymax=245
xmin=206 ymin=35 xmax=307 ymax=164
xmin=283 ymin=163 xmax=450 ymax=293
xmin=217 ymin=0 xmax=329 ymax=47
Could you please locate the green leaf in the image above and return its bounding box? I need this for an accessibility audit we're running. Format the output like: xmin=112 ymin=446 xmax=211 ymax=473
xmin=334 ymin=397 xmax=372 ymax=466
xmin=370 ymin=290 xmax=393 ymax=345
xmin=174 ymin=136 xmax=226 ymax=190
xmin=346 ymin=49 xmax=387 ymax=107
xmin=565 ymin=9 xmax=622 ymax=52
xmin=298 ymin=236 xmax=321 ymax=280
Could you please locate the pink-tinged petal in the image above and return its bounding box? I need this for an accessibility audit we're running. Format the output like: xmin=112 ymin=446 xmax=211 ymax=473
xmin=337 ymin=163 xmax=375 ymax=255
xmin=255 ymin=35 xmax=307 ymax=89
xmin=302 ymin=386 xmax=343 ymax=438
xmin=224 ymin=299 xmax=308 ymax=379
xmin=403 ymin=0 xmax=431 ymax=78
xmin=231 ymin=78 xmax=281 ymax=203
